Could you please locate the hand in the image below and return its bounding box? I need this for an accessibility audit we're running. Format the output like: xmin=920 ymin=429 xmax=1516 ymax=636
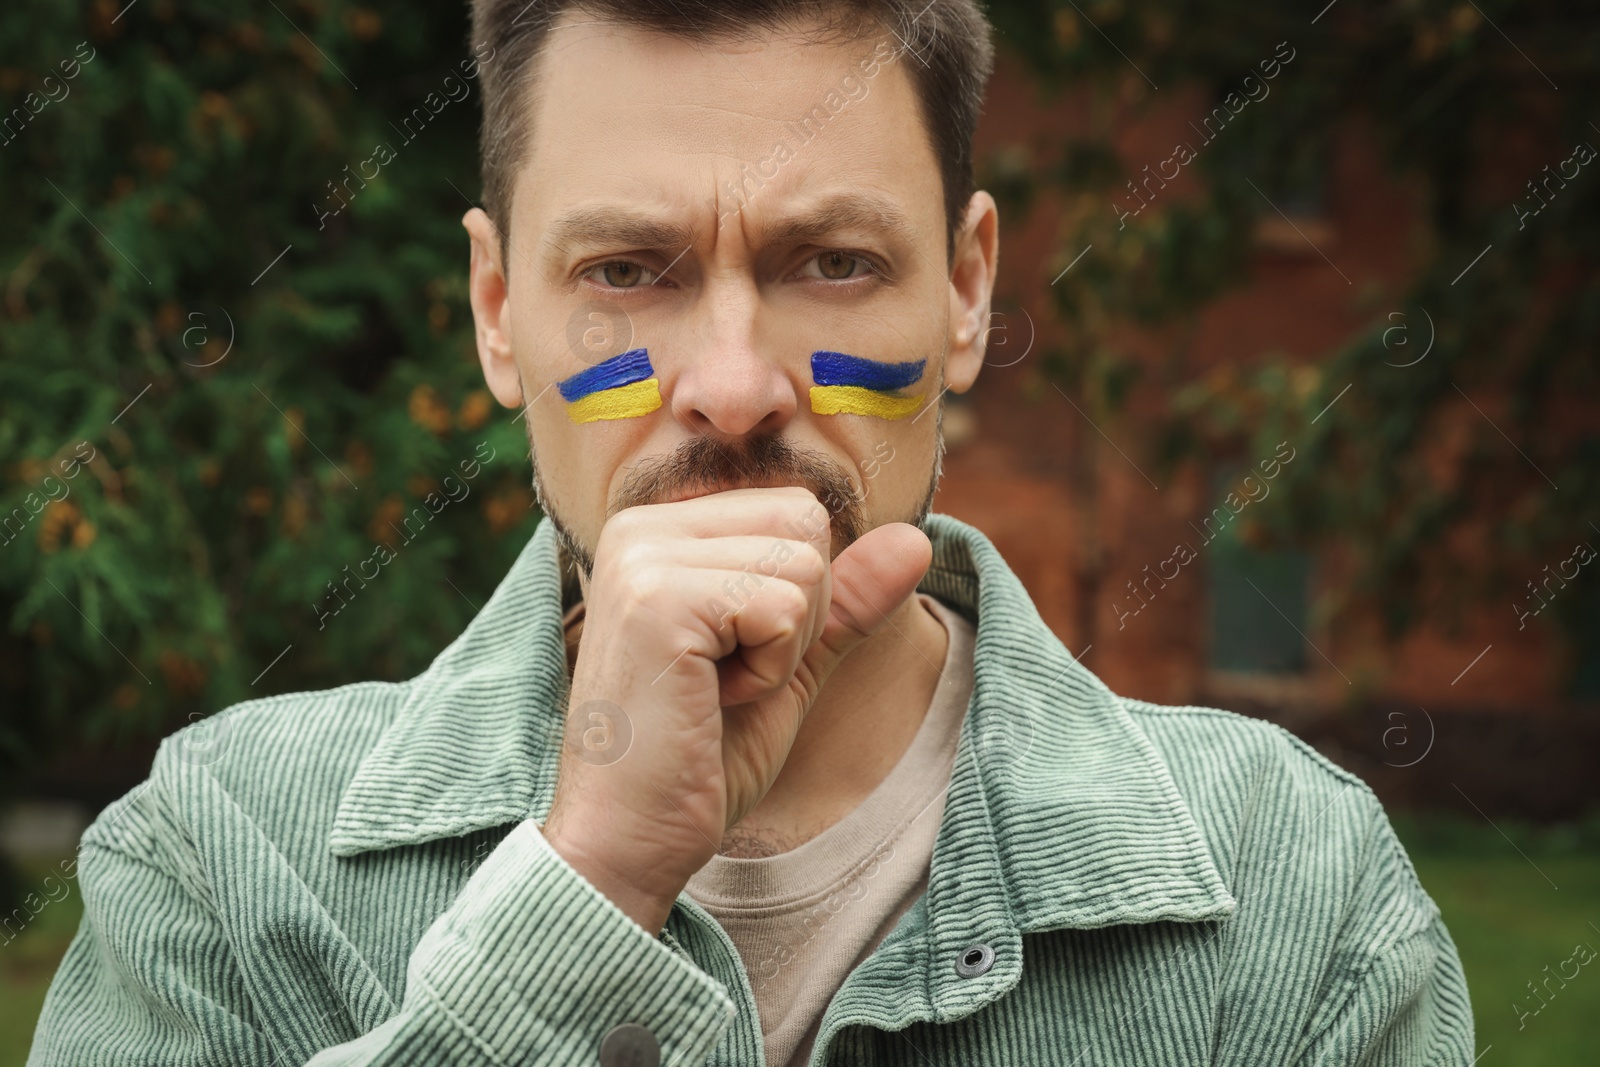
xmin=539 ymin=487 xmax=931 ymax=934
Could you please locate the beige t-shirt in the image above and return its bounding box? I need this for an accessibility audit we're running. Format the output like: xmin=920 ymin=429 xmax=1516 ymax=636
xmin=684 ymin=593 xmax=976 ymax=1067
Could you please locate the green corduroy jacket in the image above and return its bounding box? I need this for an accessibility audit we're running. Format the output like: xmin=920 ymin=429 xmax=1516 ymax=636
xmin=30 ymin=512 xmax=1474 ymax=1066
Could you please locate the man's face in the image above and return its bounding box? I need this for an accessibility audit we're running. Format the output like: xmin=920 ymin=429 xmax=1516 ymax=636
xmin=466 ymin=11 xmax=994 ymax=574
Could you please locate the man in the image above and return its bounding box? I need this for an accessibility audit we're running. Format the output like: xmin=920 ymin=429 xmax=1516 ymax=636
xmin=31 ymin=1 xmax=1474 ymax=1064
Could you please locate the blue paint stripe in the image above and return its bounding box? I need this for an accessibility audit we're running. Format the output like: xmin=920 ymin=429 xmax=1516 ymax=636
xmin=557 ymin=349 xmax=653 ymax=402
xmin=811 ymin=351 xmax=925 ymax=391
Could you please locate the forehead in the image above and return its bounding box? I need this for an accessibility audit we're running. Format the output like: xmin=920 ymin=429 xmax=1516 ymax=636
xmin=513 ymin=11 xmax=941 ymax=242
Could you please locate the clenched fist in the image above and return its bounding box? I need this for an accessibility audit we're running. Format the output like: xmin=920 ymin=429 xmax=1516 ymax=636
xmin=539 ymin=486 xmax=931 ymax=934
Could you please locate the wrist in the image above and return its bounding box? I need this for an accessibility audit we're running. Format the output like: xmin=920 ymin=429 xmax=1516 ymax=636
xmin=539 ymin=816 xmax=681 ymax=936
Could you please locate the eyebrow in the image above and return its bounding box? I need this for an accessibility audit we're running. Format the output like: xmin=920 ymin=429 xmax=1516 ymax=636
xmin=755 ymin=192 xmax=920 ymax=251
xmin=540 ymin=191 xmax=920 ymax=266
xmin=542 ymin=210 xmax=697 ymax=261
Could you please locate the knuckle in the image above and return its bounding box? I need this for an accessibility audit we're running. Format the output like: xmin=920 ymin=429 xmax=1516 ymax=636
xmin=602 ymin=506 xmax=647 ymax=544
xmin=609 ymin=540 xmax=655 ymax=578
xmin=786 ymin=499 xmax=829 ymax=538
xmin=790 ymin=543 xmax=827 ymax=586
xmin=772 ymin=579 xmax=812 ymax=624
xmin=619 ymin=565 xmax=671 ymax=620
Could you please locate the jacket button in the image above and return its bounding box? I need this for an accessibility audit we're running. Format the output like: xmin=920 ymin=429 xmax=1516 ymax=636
xmin=599 ymin=1023 xmax=660 ymax=1067
xmin=955 ymin=942 xmax=995 ymax=978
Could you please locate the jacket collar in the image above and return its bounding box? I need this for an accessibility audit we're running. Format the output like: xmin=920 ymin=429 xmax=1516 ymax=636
xmin=328 ymin=513 xmax=1235 ymax=938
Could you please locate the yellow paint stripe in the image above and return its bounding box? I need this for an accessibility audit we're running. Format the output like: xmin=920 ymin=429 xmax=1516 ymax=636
xmin=567 ymin=378 xmax=662 ymax=423
xmin=809 ymin=385 xmax=923 ymax=420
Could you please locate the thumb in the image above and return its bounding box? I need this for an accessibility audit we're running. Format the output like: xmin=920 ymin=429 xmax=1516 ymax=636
xmin=803 ymin=522 xmax=932 ymax=685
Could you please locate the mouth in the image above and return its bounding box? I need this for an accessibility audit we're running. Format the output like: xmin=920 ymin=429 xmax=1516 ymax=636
xmin=655 ymin=477 xmax=816 ymax=507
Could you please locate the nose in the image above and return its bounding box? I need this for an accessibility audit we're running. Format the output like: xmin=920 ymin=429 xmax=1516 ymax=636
xmin=668 ymin=289 xmax=798 ymax=439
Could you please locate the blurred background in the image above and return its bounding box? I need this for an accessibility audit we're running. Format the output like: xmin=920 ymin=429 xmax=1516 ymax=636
xmin=1 ymin=0 xmax=1596 ymax=1061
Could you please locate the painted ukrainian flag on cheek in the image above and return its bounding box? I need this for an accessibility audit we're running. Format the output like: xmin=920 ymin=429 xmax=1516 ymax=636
xmin=809 ymin=351 xmax=926 ymax=420
xmin=558 ymin=348 xmax=663 ymax=424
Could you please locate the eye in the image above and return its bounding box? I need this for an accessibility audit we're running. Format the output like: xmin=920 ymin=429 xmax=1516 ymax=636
xmin=583 ymin=260 xmax=659 ymax=289
xmin=801 ymin=250 xmax=880 ymax=282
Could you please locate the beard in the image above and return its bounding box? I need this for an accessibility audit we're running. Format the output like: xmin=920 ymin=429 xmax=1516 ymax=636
xmin=525 ymin=399 xmax=945 ymax=584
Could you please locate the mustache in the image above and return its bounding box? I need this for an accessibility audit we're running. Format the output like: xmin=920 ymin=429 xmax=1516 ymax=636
xmin=610 ymin=434 xmax=866 ymax=551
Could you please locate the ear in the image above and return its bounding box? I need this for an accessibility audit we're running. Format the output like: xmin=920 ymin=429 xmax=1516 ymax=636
xmin=944 ymin=191 xmax=999 ymax=396
xmin=463 ymin=207 xmax=522 ymax=409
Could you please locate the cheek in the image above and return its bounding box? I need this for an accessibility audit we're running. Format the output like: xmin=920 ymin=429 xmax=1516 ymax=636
xmin=807 ymin=349 xmax=929 ymax=422
xmin=556 ymin=348 xmax=662 ymax=425
xmin=810 ymin=389 xmax=925 ymax=420
xmin=529 ymin=413 xmax=653 ymax=536
xmin=826 ymin=419 xmax=936 ymax=522
xmin=875 ymin=426 xmax=937 ymax=505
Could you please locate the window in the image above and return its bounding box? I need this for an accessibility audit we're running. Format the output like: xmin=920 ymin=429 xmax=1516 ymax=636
xmin=1202 ymin=464 xmax=1312 ymax=674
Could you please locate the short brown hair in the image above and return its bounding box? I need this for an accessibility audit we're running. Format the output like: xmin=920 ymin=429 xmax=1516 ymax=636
xmin=469 ymin=0 xmax=996 ymax=268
